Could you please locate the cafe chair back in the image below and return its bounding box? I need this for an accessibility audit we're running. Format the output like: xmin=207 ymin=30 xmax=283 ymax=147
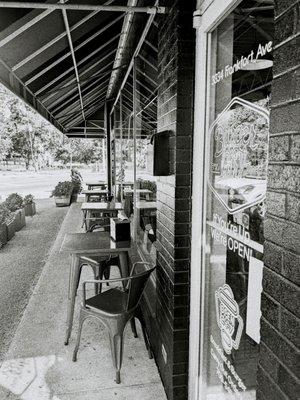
xmin=72 ymin=262 xmax=156 ymax=384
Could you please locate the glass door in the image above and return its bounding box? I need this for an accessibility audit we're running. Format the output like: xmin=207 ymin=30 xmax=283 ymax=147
xmin=193 ymin=1 xmax=274 ymax=399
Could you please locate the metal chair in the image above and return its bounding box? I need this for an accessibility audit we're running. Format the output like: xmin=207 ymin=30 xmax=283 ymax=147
xmin=72 ymin=262 xmax=156 ymax=383
xmin=76 ymin=223 xmax=122 ymax=295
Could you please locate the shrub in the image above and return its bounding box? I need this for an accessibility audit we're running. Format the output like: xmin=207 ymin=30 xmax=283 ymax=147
xmin=5 ymin=193 xmax=24 ymax=212
xmin=23 ymin=194 xmax=34 ymax=205
xmin=70 ymin=168 xmax=82 ymax=194
xmin=0 ymin=203 xmax=12 ymax=224
xmin=51 ymin=181 xmax=74 ymax=197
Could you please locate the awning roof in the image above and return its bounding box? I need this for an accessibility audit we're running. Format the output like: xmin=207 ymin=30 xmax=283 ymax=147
xmin=0 ymin=0 xmax=161 ymax=138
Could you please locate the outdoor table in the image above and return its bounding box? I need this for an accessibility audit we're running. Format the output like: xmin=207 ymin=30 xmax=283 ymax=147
xmin=81 ymin=202 xmax=124 ymax=231
xmin=124 ymin=188 xmax=153 ymax=200
xmin=60 ymin=231 xmax=131 ymax=345
xmin=85 ymin=181 xmax=107 ymax=190
xmin=81 ymin=189 xmax=109 ymax=202
xmin=136 ymin=201 xmax=157 ymax=211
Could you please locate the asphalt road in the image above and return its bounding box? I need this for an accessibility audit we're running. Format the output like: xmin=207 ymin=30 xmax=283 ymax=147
xmin=0 ymin=169 xmax=106 ymax=201
xmin=0 ymin=199 xmax=68 ymax=362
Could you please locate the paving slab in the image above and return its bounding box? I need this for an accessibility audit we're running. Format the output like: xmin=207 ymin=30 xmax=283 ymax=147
xmin=0 ymin=202 xmax=167 ymax=400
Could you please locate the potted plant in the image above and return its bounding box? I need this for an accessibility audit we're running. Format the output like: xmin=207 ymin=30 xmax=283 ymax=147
xmin=70 ymin=168 xmax=82 ymax=202
xmin=23 ymin=194 xmax=36 ymax=216
xmin=5 ymin=193 xmax=26 ymax=231
xmin=51 ymin=181 xmax=74 ymax=207
xmin=0 ymin=203 xmax=11 ymax=247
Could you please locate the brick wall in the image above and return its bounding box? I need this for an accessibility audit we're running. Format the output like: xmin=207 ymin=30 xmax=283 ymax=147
xmin=143 ymin=2 xmax=195 ymax=400
xmin=257 ymin=1 xmax=300 ymax=399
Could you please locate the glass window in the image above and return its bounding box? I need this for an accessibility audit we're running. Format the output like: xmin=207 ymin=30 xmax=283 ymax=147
xmin=134 ymin=56 xmax=157 ymax=265
xmin=200 ymin=1 xmax=273 ymax=399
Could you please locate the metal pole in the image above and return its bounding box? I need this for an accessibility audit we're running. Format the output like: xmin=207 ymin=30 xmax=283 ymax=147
xmin=120 ymin=93 xmax=123 ymax=203
xmin=105 ymin=101 xmax=112 ymax=195
xmin=133 ymin=57 xmax=137 ymax=241
xmin=110 ymin=0 xmax=159 ymax=113
xmin=0 ymin=2 xmax=166 ymax=13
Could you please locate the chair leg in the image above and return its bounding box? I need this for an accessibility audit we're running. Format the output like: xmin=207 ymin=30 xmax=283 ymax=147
xmin=130 ymin=318 xmax=138 ymax=338
xmin=135 ymin=308 xmax=153 ymax=359
xmin=140 ymin=320 xmax=153 ymax=359
xmin=107 ymin=320 xmax=126 ymax=384
xmin=72 ymin=309 xmax=86 ymax=362
xmin=75 ymin=265 xmax=82 ymax=295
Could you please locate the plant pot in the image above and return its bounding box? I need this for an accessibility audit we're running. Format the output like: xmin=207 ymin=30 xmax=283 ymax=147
xmin=6 ymin=219 xmax=15 ymax=240
xmin=0 ymin=222 xmax=8 ymax=247
xmin=24 ymin=202 xmax=36 ymax=216
xmin=54 ymin=195 xmax=71 ymax=207
xmin=71 ymin=192 xmax=78 ymax=203
xmin=19 ymin=208 xmax=26 ymax=229
xmin=13 ymin=210 xmax=22 ymax=232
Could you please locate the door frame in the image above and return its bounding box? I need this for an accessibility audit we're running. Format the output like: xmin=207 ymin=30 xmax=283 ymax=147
xmin=188 ymin=1 xmax=243 ymax=399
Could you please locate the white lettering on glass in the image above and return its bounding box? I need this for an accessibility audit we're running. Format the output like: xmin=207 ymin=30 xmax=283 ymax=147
xmin=215 ymin=284 xmax=244 ymax=354
xmin=211 ymin=41 xmax=273 ymax=85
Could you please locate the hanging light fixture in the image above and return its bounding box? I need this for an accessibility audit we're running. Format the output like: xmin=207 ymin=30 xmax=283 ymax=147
xmin=241 ymin=58 xmax=273 ymax=70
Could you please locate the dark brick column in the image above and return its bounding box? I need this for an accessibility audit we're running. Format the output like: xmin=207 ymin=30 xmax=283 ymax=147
xmin=145 ymin=2 xmax=195 ymax=400
xmin=257 ymin=1 xmax=300 ymax=399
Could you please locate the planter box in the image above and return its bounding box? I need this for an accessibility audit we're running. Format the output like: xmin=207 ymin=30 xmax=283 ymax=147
xmin=19 ymin=208 xmax=26 ymax=229
xmin=54 ymin=195 xmax=71 ymax=207
xmin=6 ymin=219 xmax=15 ymax=240
xmin=13 ymin=210 xmax=23 ymax=232
xmin=24 ymin=202 xmax=36 ymax=216
xmin=0 ymin=222 xmax=8 ymax=247
xmin=71 ymin=192 xmax=78 ymax=203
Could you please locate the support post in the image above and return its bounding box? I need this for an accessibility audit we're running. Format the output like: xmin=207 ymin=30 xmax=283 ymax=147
xmin=120 ymin=93 xmax=123 ymax=202
xmin=133 ymin=57 xmax=137 ymax=240
xmin=105 ymin=101 xmax=112 ymax=195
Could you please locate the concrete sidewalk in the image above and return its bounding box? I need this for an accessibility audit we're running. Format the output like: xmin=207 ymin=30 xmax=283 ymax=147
xmin=0 ymin=203 xmax=166 ymax=400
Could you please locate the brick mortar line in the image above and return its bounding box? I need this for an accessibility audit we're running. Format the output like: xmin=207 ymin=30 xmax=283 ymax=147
xmin=266 ymin=188 xmax=300 ymax=196
xmin=157 ymin=252 xmax=190 ymax=286
xmin=158 ymin=93 xmax=177 ymax=110
xmin=156 ymin=295 xmax=177 ymax=329
xmin=273 ymin=63 xmax=300 ymax=79
xmin=157 ymin=219 xmax=175 ymax=239
xmin=262 ymin=316 xmax=300 ymax=357
xmin=158 ymin=54 xmax=178 ymax=76
xmin=266 ymin=209 xmax=300 ymax=223
xmin=274 ymin=0 xmax=300 ymax=21
xmin=157 ymin=207 xmax=175 ymax=223
xmin=268 ymin=161 xmax=300 ymax=166
xmin=258 ymin=359 xmax=294 ymax=400
xmin=264 ymin=265 xmax=300 ymax=290
xmin=264 ymin=237 xmax=300 ymax=257
xmin=158 ymin=81 xmax=177 ymax=101
xmin=273 ymin=32 xmax=300 ymax=51
xmin=269 ymin=131 xmax=300 ymax=137
xmin=266 ymin=187 xmax=299 ymax=197
xmin=262 ymin=286 xmax=300 ymax=319
xmin=158 ymin=106 xmax=177 ymax=121
xmin=271 ymin=97 xmax=300 ymax=109
xmin=157 ymin=233 xmax=176 ymax=257
xmin=157 ymin=239 xmax=175 ymax=266
xmin=265 ymin=212 xmax=300 ymax=228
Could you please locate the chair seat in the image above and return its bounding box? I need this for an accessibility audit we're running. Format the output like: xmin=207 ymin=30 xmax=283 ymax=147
xmin=86 ymin=287 xmax=128 ymax=314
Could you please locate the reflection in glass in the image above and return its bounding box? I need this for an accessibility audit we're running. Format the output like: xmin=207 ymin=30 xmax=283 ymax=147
xmin=200 ymin=1 xmax=273 ymax=399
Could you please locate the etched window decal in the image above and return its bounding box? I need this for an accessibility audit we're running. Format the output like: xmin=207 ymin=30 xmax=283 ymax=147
xmin=208 ymin=97 xmax=269 ymax=215
xmin=215 ymin=284 xmax=244 ymax=355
